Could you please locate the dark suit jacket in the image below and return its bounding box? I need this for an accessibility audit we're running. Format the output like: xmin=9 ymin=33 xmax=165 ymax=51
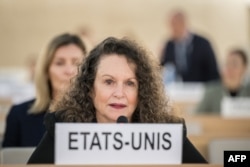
xmin=161 ymin=34 xmax=220 ymax=82
xmin=2 ymin=99 xmax=46 ymax=147
xmin=28 ymin=113 xmax=207 ymax=164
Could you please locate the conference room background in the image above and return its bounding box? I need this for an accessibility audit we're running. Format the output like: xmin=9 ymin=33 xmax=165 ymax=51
xmin=0 ymin=0 xmax=250 ymax=165
xmin=0 ymin=0 xmax=250 ymax=71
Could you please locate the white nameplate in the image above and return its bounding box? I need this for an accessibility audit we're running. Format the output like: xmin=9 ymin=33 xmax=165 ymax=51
xmin=55 ymin=123 xmax=183 ymax=165
xmin=221 ymin=97 xmax=250 ymax=118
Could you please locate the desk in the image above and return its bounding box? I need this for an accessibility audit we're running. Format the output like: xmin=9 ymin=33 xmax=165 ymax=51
xmin=185 ymin=115 xmax=250 ymax=134
xmin=184 ymin=115 xmax=250 ymax=161
xmin=189 ymin=134 xmax=250 ymax=160
xmin=2 ymin=165 xmax=222 ymax=167
xmin=0 ymin=114 xmax=248 ymax=165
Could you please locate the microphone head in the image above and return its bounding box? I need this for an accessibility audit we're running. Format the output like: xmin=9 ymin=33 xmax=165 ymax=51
xmin=116 ymin=115 xmax=128 ymax=123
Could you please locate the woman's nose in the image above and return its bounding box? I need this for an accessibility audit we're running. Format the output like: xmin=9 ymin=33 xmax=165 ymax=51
xmin=113 ymin=84 xmax=125 ymax=98
xmin=64 ymin=65 xmax=76 ymax=76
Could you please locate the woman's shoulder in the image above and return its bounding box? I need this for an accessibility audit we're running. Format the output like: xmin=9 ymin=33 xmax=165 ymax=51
xmin=44 ymin=110 xmax=69 ymax=136
xmin=8 ymin=99 xmax=35 ymax=117
xmin=178 ymin=118 xmax=187 ymax=139
xmin=241 ymin=80 xmax=250 ymax=96
xmin=162 ymin=116 xmax=187 ymax=138
xmin=11 ymin=99 xmax=35 ymax=110
xmin=205 ymin=81 xmax=222 ymax=90
xmin=202 ymin=81 xmax=224 ymax=98
xmin=43 ymin=112 xmax=58 ymax=137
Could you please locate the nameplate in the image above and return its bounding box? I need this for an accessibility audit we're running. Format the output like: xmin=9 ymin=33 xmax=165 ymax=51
xmin=55 ymin=123 xmax=183 ymax=165
xmin=221 ymin=97 xmax=250 ymax=118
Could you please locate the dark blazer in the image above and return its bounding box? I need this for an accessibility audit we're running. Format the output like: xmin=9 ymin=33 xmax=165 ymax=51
xmin=2 ymin=99 xmax=46 ymax=147
xmin=28 ymin=113 xmax=207 ymax=164
xmin=161 ymin=34 xmax=220 ymax=82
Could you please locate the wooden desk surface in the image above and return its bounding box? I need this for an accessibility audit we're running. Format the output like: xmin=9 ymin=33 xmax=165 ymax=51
xmin=184 ymin=115 xmax=250 ymax=134
xmin=1 ymin=165 xmax=222 ymax=167
xmin=183 ymin=115 xmax=250 ymax=161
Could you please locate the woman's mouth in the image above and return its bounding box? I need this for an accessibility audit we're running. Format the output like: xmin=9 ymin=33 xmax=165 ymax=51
xmin=109 ymin=103 xmax=127 ymax=109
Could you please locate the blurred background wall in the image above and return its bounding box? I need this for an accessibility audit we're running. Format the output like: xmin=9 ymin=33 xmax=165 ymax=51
xmin=0 ymin=0 xmax=250 ymax=71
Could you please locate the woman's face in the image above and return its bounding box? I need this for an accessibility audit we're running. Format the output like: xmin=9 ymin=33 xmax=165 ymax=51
xmin=222 ymin=53 xmax=246 ymax=89
xmin=49 ymin=44 xmax=84 ymax=99
xmin=92 ymin=54 xmax=138 ymax=123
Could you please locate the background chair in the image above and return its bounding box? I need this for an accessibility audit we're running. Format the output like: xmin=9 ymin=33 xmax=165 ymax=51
xmin=0 ymin=147 xmax=35 ymax=164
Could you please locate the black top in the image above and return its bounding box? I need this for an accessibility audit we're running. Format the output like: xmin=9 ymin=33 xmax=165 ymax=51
xmin=2 ymin=99 xmax=46 ymax=147
xmin=28 ymin=113 xmax=207 ymax=164
xmin=229 ymin=89 xmax=240 ymax=97
xmin=161 ymin=33 xmax=220 ymax=82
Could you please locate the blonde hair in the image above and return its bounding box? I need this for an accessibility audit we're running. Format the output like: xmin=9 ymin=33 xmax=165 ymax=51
xmin=29 ymin=33 xmax=86 ymax=114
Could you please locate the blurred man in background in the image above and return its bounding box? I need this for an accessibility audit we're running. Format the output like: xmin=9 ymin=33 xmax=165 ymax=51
xmin=161 ymin=10 xmax=220 ymax=83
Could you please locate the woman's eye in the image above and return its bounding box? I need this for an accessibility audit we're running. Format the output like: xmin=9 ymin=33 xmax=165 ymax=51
xmin=105 ymin=79 xmax=113 ymax=85
xmin=55 ymin=61 xmax=64 ymax=66
xmin=127 ymin=81 xmax=136 ymax=87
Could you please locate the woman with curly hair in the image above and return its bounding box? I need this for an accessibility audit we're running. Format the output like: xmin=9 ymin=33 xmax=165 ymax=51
xmin=28 ymin=37 xmax=206 ymax=164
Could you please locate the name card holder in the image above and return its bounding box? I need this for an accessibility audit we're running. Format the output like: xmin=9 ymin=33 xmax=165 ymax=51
xmin=221 ymin=97 xmax=250 ymax=118
xmin=55 ymin=123 xmax=183 ymax=165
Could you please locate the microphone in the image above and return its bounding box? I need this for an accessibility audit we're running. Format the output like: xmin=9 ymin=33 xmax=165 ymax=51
xmin=116 ymin=116 xmax=128 ymax=123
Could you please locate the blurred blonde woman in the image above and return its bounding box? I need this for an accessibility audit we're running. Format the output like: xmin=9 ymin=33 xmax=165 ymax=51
xmin=2 ymin=33 xmax=87 ymax=147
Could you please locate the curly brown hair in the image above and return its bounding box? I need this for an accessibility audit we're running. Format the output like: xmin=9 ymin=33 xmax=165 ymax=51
xmin=54 ymin=37 xmax=181 ymax=123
